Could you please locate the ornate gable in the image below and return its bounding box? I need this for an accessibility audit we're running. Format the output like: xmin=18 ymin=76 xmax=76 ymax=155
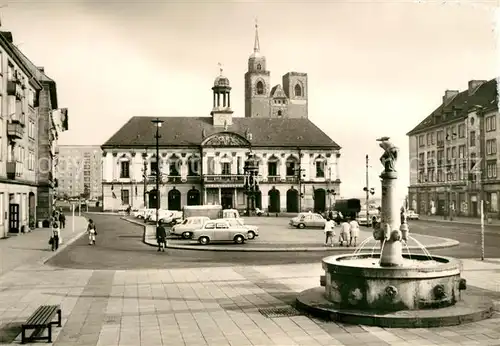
xmin=202 ymin=132 xmax=250 ymax=147
xmin=270 ymin=84 xmax=287 ymax=98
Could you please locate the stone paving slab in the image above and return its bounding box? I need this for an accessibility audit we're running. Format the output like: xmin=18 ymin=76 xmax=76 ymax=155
xmin=0 ymin=216 xmax=88 ymax=277
xmin=0 ymin=259 xmax=497 ymax=345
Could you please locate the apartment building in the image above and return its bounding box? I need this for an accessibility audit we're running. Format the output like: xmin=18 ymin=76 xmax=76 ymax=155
xmin=0 ymin=31 xmax=68 ymax=236
xmin=407 ymin=78 xmax=499 ymax=218
xmin=56 ymin=145 xmax=102 ymax=200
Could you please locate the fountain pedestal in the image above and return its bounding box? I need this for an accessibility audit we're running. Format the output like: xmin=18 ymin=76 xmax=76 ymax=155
xmin=375 ymin=171 xmax=406 ymax=267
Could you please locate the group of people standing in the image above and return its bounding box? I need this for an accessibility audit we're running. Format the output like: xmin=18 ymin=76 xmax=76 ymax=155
xmin=323 ymin=213 xmax=360 ymax=247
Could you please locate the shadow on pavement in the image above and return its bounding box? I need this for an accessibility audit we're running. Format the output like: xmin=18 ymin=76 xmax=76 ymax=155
xmin=0 ymin=322 xmax=22 ymax=344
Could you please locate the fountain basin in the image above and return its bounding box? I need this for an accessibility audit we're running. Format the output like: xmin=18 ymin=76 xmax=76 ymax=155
xmin=322 ymin=253 xmax=463 ymax=312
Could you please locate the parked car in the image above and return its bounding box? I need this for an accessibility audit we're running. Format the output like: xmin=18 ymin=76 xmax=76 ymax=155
xmin=171 ymin=216 xmax=210 ymax=239
xmin=407 ymin=210 xmax=420 ymax=220
xmin=160 ymin=210 xmax=183 ymax=225
xmin=216 ymin=218 xmax=259 ymax=240
xmin=289 ymin=213 xmax=326 ymax=229
xmin=191 ymin=220 xmax=248 ymax=245
xmin=148 ymin=210 xmax=173 ymax=223
xmin=133 ymin=208 xmax=148 ymax=218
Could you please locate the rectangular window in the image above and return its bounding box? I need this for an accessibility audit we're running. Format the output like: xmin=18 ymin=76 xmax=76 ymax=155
xmin=286 ymin=161 xmax=296 ymax=176
xmin=426 ymin=133 xmax=430 ymax=146
xmin=430 ymin=132 xmax=435 ymax=145
xmin=120 ymin=161 xmax=130 ymax=178
xmin=121 ymin=189 xmax=130 ymax=205
xmin=150 ymin=161 xmax=158 ymax=175
xmin=418 ymin=135 xmax=424 ymax=147
xmin=486 ymin=139 xmax=497 ymax=155
xmin=221 ymin=162 xmax=231 ymax=175
xmin=188 ymin=159 xmax=199 ymax=176
xmin=268 ymin=161 xmax=277 ymax=176
xmin=419 ymin=153 xmax=425 ymax=167
xmin=458 ymin=124 xmax=465 ymax=138
xmin=487 ymin=161 xmax=497 ymax=179
xmin=469 ymin=131 xmax=476 ymax=147
xmin=486 ymin=115 xmax=497 ymax=132
xmin=316 ymin=161 xmax=325 ymax=178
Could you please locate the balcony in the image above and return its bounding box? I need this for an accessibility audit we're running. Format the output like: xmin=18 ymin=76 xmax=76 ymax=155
xmin=6 ymin=161 xmax=18 ymax=179
xmin=203 ymin=174 xmax=245 ymax=187
xmin=437 ymin=140 xmax=445 ymax=148
xmin=7 ymin=121 xmax=24 ymax=140
xmin=285 ymin=176 xmax=298 ymax=183
xmin=267 ymin=176 xmax=282 ymax=183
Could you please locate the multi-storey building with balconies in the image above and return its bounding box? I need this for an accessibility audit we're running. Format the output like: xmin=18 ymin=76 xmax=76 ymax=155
xmin=0 ymin=31 xmax=68 ymax=236
xmin=407 ymin=78 xmax=499 ymax=218
xmin=101 ymin=77 xmax=341 ymax=213
xmin=56 ymin=145 xmax=102 ymax=200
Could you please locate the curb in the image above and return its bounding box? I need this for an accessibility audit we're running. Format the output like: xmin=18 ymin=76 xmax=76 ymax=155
xmin=121 ymin=217 xmax=460 ymax=253
xmin=38 ymin=221 xmax=89 ymax=265
xmin=415 ymin=218 xmax=500 ymax=228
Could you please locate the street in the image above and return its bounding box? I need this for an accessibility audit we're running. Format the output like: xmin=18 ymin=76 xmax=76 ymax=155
xmin=46 ymin=214 xmax=499 ymax=270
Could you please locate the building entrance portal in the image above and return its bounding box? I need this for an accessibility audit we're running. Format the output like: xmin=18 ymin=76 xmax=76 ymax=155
xmin=221 ymin=188 xmax=234 ymax=209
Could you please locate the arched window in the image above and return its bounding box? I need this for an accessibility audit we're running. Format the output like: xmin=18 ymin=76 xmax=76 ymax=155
xmin=257 ymin=64 xmax=262 ymax=70
xmin=277 ymin=110 xmax=283 ymax=117
xmin=294 ymin=83 xmax=302 ymax=97
xmin=256 ymin=81 xmax=264 ymax=95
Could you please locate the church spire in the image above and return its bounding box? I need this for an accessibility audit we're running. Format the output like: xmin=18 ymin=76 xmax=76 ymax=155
xmin=253 ymin=18 xmax=260 ymax=53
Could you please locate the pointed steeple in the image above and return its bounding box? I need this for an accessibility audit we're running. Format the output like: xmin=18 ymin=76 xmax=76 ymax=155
xmin=253 ymin=18 xmax=260 ymax=54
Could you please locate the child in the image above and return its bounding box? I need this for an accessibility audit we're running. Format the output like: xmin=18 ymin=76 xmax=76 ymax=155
xmin=339 ymin=219 xmax=350 ymax=246
xmin=87 ymin=219 xmax=97 ymax=245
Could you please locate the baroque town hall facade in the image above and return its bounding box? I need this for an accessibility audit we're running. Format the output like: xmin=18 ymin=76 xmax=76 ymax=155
xmin=100 ymin=25 xmax=341 ymax=213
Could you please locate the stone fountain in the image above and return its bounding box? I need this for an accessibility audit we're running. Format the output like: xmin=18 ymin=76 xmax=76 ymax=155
xmin=296 ymin=138 xmax=494 ymax=328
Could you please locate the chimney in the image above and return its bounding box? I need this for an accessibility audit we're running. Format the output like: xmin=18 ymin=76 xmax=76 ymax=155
xmin=37 ymin=66 xmax=45 ymax=73
xmin=468 ymin=80 xmax=486 ymax=96
xmin=0 ymin=31 xmax=13 ymax=43
xmin=442 ymin=90 xmax=459 ymax=105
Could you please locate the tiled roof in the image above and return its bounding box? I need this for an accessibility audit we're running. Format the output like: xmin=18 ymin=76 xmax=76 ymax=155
xmin=102 ymin=116 xmax=341 ymax=149
xmin=407 ymin=78 xmax=498 ymax=136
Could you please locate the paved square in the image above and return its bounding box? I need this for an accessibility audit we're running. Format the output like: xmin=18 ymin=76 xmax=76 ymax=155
xmin=0 ymin=257 xmax=499 ymax=345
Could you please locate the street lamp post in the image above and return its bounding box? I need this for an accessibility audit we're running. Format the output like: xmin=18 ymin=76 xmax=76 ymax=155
xmin=244 ymin=151 xmax=259 ymax=216
xmin=151 ymin=118 xmax=164 ymax=230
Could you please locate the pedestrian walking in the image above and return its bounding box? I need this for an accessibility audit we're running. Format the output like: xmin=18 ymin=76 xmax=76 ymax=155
xmin=59 ymin=212 xmax=66 ymax=229
xmin=349 ymin=217 xmax=360 ymax=247
xmin=339 ymin=219 xmax=350 ymax=246
xmin=51 ymin=220 xmax=60 ymax=251
xmin=324 ymin=217 xmax=336 ymax=247
xmin=87 ymin=219 xmax=97 ymax=245
xmin=156 ymin=224 xmax=167 ymax=252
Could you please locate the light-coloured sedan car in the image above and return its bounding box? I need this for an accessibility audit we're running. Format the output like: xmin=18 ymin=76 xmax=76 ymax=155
xmin=407 ymin=210 xmax=420 ymax=220
xmin=289 ymin=213 xmax=326 ymax=229
xmin=171 ymin=216 xmax=210 ymax=239
xmin=216 ymin=218 xmax=259 ymax=240
xmin=192 ymin=220 xmax=248 ymax=245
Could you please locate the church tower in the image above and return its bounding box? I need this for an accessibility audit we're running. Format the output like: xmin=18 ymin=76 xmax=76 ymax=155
xmin=211 ymin=65 xmax=233 ymax=127
xmin=244 ymin=22 xmax=271 ymax=118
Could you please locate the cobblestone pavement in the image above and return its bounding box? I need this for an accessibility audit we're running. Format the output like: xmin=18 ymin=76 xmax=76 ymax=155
xmin=0 ymin=259 xmax=498 ymax=345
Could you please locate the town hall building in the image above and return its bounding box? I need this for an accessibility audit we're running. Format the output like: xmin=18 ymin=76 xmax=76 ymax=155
xmin=100 ymin=25 xmax=341 ymax=213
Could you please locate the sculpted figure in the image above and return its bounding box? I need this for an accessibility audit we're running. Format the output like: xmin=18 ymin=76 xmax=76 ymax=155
xmin=377 ymin=137 xmax=399 ymax=173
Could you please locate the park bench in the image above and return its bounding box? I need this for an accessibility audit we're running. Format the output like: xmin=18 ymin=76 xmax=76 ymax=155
xmin=21 ymin=305 xmax=62 ymax=344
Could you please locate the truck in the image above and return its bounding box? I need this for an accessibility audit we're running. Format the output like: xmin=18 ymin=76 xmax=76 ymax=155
xmin=182 ymin=205 xmax=242 ymax=221
xmin=333 ymin=199 xmax=362 ymax=220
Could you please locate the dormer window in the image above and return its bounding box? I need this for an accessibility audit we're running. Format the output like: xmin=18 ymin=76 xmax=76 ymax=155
xmin=277 ymin=110 xmax=283 ymax=117
xmin=257 ymin=64 xmax=261 ymax=70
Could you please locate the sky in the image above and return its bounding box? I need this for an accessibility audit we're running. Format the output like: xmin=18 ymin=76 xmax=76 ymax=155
xmin=2 ymin=0 xmax=499 ymax=201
